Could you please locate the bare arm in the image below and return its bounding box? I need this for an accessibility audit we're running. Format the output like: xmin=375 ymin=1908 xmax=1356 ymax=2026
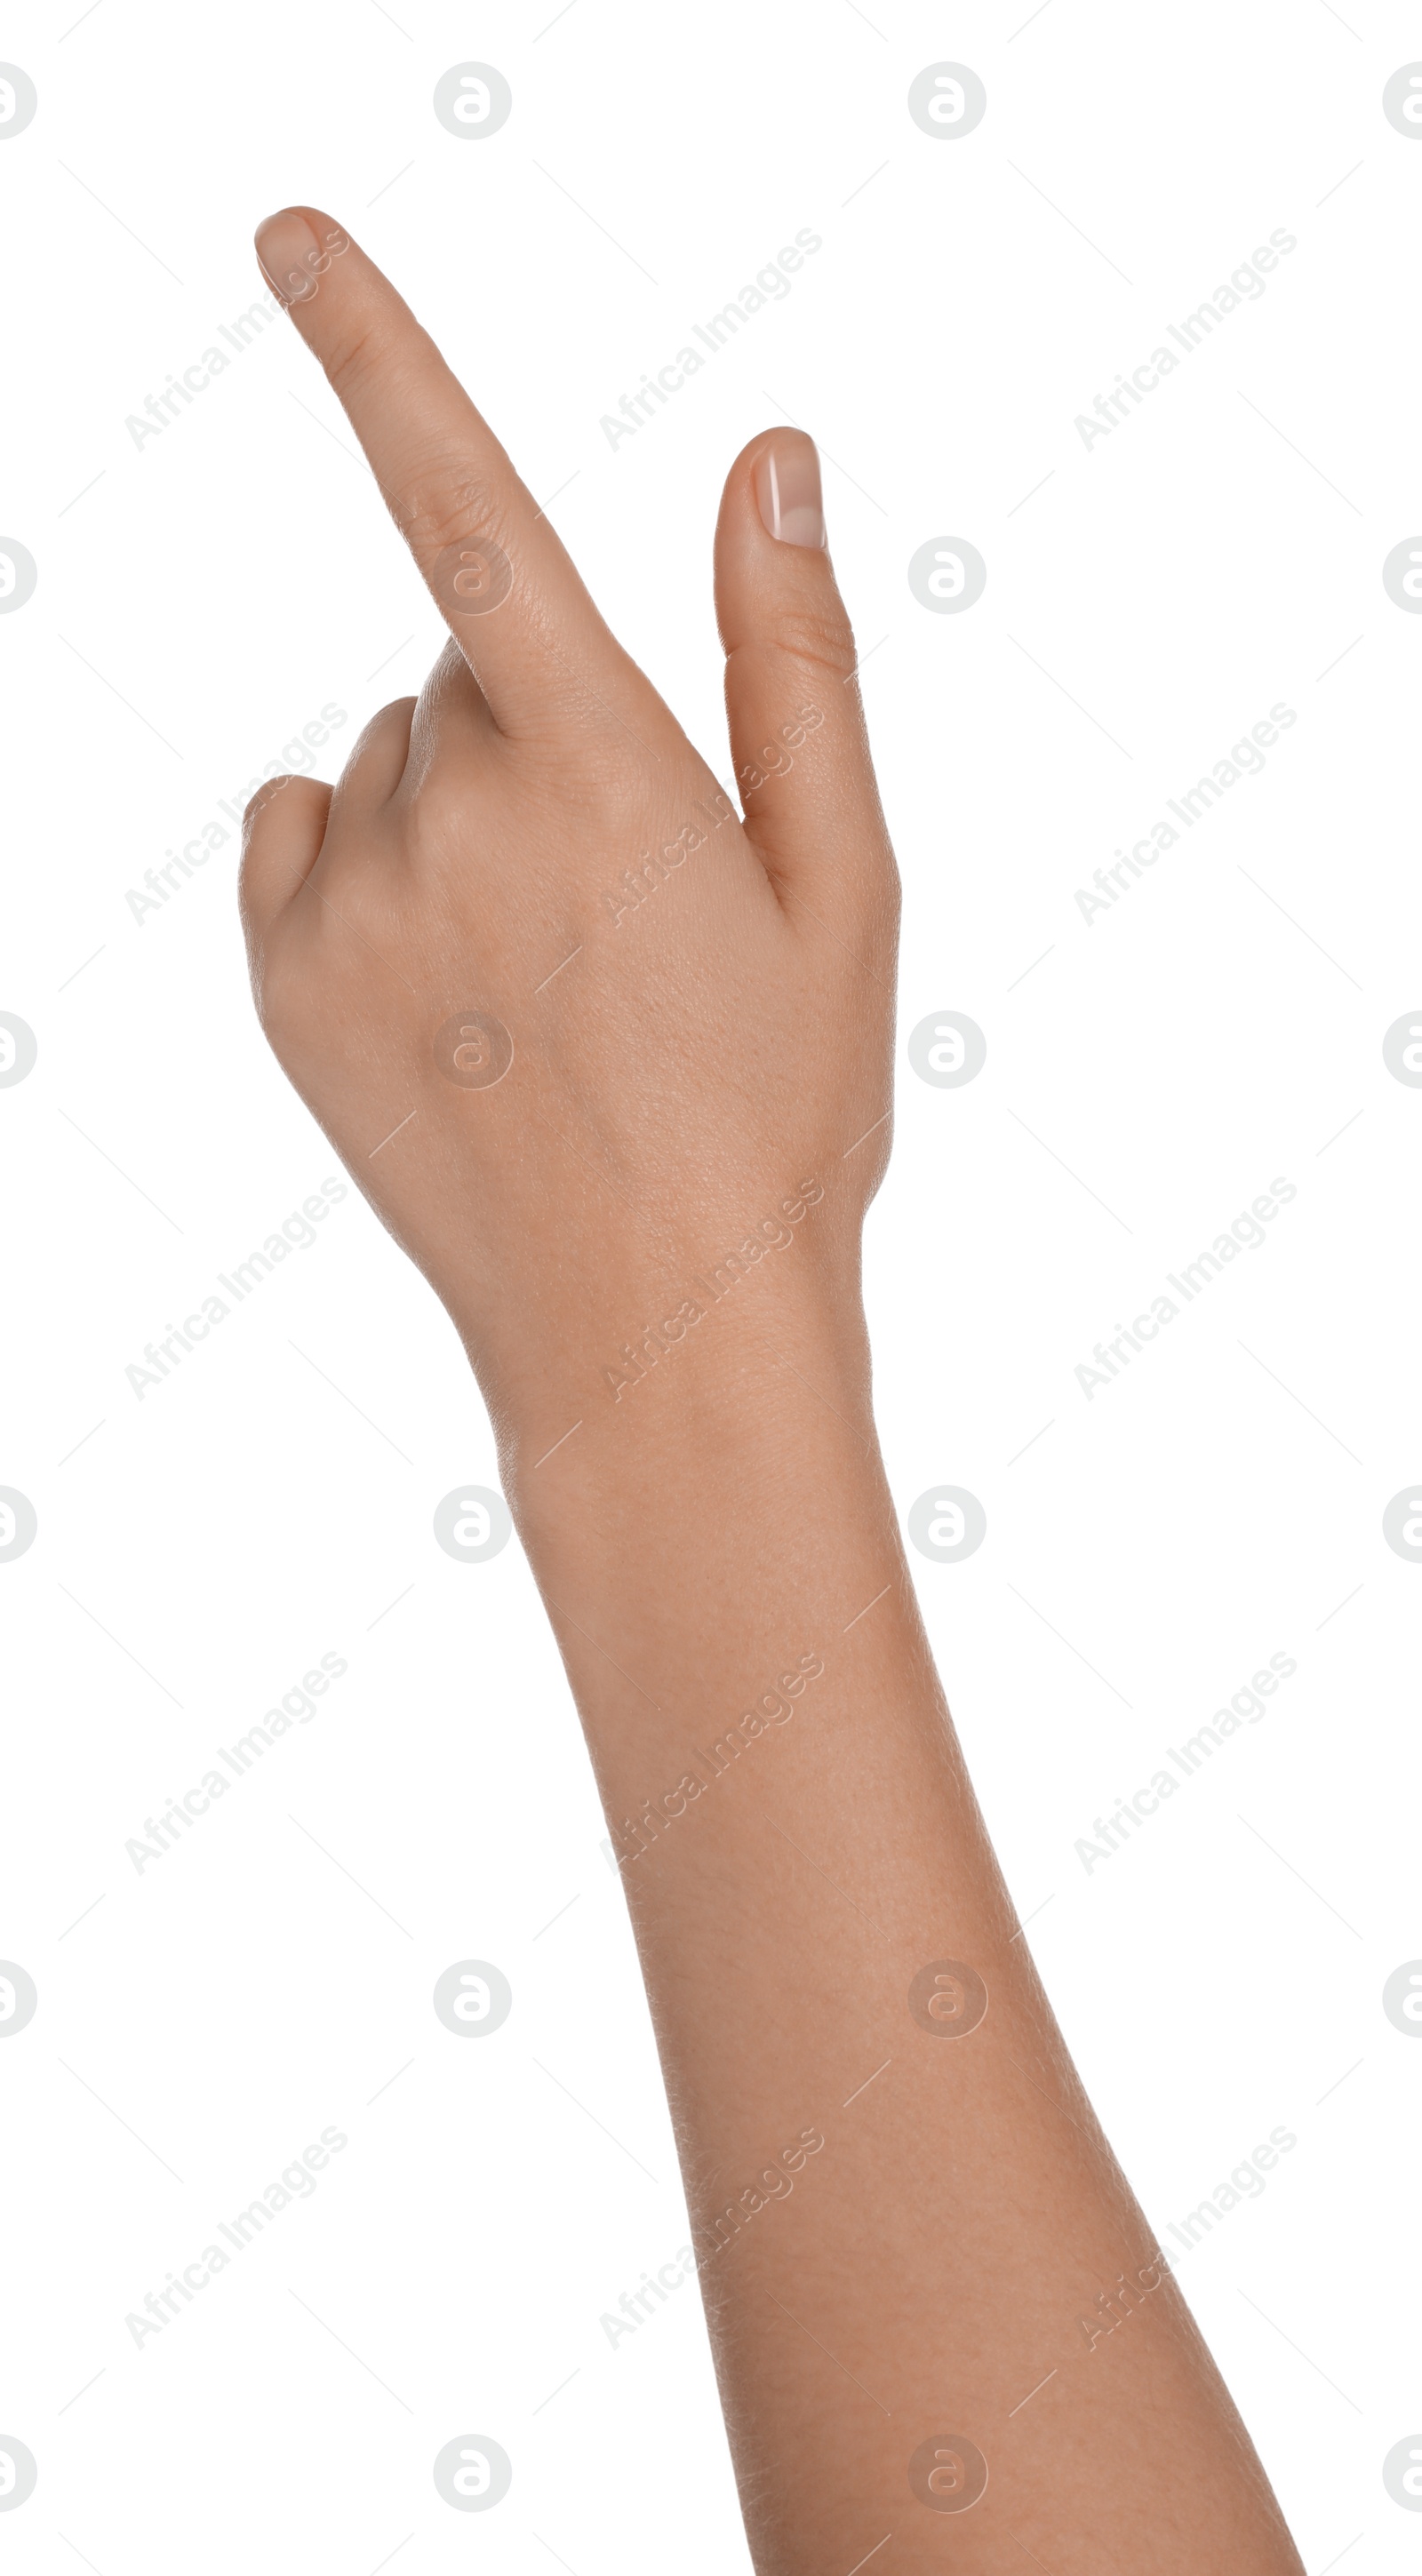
xmin=240 ymin=204 xmax=1305 ymax=2576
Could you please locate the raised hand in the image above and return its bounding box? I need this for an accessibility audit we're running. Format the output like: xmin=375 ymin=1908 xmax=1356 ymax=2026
xmin=241 ymin=209 xmax=898 ymax=1498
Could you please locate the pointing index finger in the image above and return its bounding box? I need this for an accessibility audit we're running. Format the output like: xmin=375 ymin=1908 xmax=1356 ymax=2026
xmin=253 ymin=204 xmax=612 ymax=731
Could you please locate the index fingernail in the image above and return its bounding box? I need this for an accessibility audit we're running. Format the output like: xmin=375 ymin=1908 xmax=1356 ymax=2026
xmin=255 ymin=208 xmax=325 ymax=307
xmin=754 ymin=435 xmax=826 ymax=548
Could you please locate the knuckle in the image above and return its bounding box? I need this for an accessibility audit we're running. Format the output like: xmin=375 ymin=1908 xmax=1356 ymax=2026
xmin=322 ymin=312 xmax=401 ymax=410
xmin=405 ymin=772 xmax=474 ymax=866
xmin=764 ymin=603 xmax=859 ymax=682
xmin=400 ymin=465 xmax=513 ymax=567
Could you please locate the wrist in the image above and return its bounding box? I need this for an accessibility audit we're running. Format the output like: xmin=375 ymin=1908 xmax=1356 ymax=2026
xmin=499 ymin=1267 xmax=875 ymax=1563
xmin=491 ymin=1277 xmax=921 ymax=1824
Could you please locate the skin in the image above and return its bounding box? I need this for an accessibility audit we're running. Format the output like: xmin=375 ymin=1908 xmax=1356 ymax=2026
xmin=241 ymin=206 xmax=1306 ymax=2576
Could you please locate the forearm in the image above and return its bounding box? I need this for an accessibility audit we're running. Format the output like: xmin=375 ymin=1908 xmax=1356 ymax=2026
xmin=508 ymin=1289 xmax=1304 ymax=2575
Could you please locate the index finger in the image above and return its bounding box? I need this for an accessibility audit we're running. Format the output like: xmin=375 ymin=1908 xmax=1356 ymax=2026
xmin=254 ymin=205 xmax=619 ymax=734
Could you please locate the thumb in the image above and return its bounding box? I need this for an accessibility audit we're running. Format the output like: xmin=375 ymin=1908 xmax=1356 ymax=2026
xmin=715 ymin=429 xmax=895 ymax=938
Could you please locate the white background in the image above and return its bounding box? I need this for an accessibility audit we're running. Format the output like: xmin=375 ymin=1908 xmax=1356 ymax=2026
xmin=2 ymin=1 xmax=1420 ymax=2568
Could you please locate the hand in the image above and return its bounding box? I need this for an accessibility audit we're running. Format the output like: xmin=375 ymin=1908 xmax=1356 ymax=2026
xmin=240 ymin=208 xmax=899 ymax=1495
